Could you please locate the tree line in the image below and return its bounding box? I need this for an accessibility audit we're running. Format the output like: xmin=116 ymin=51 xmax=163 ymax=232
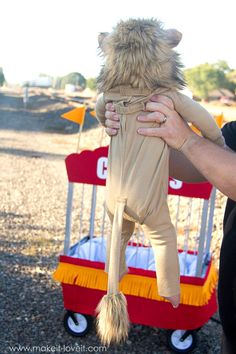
xmin=184 ymin=60 xmax=236 ymax=99
xmin=1 ymin=60 xmax=235 ymax=100
xmin=46 ymin=72 xmax=97 ymax=91
xmin=86 ymin=61 xmax=236 ymax=99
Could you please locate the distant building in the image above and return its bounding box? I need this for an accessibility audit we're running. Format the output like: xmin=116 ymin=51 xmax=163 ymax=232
xmin=208 ymin=88 xmax=235 ymax=104
xmin=22 ymin=76 xmax=52 ymax=88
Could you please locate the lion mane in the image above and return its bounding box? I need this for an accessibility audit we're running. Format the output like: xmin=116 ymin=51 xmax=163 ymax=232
xmin=97 ymin=18 xmax=186 ymax=92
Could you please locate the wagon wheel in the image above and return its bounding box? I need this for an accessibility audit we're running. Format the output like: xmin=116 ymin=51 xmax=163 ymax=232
xmin=167 ymin=330 xmax=197 ymax=353
xmin=63 ymin=311 xmax=92 ymax=337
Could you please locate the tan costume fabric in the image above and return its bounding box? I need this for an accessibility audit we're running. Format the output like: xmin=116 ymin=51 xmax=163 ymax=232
xmin=95 ymin=18 xmax=225 ymax=345
xmin=96 ymin=86 xmax=224 ymax=297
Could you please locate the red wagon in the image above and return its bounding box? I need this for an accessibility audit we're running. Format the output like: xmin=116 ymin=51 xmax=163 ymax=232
xmin=53 ymin=146 xmax=218 ymax=353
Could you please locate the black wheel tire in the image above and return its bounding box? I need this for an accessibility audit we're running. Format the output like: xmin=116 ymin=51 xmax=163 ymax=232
xmin=63 ymin=311 xmax=92 ymax=337
xmin=167 ymin=330 xmax=197 ymax=353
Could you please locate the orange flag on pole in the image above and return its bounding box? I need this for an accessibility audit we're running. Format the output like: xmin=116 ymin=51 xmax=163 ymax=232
xmin=214 ymin=113 xmax=224 ymax=128
xmin=61 ymin=105 xmax=86 ymax=125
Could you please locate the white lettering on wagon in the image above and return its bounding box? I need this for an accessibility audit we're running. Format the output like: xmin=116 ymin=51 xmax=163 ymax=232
xmin=96 ymin=160 xmax=182 ymax=188
xmin=169 ymin=179 xmax=183 ymax=189
xmin=97 ymin=157 xmax=108 ymax=179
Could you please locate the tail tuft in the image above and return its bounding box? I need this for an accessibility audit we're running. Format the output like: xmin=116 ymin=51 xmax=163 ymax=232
xmin=96 ymin=292 xmax=129 ymax=346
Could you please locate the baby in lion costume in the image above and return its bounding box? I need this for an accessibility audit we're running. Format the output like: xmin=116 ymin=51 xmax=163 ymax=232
xmin=95 ymin=18 xmax=225 ymax=345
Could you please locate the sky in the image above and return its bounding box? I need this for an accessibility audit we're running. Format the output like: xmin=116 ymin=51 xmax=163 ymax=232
xmin=1 ymin=0 xmax=236 ymax=84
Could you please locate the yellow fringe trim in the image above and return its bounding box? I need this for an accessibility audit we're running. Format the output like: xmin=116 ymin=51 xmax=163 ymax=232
xmin=53 ymin=262 xmax=218 ymax=306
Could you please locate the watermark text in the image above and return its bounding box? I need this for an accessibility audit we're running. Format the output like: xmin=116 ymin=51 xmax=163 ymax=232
xmin=8 ymin=344 xmax=107 ymax=353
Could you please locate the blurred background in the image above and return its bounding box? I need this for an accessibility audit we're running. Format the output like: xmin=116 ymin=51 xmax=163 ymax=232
xmin=0 ymin=0 xmax=235 ymax=353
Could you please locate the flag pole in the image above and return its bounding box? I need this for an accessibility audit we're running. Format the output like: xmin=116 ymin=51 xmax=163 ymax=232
xmin=61 ymin=105 xmax=86 ymax=153
xmin=76 ymin=118 xmax=84 ymax=153
xmin=60 ymin=104 xmax=86 ymax=257
xmin=90 ymin=110 xmax=104 ymax=147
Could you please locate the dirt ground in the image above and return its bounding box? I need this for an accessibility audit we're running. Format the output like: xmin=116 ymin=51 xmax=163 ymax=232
xmin=0 ymin=87 xmax=226 ymax=354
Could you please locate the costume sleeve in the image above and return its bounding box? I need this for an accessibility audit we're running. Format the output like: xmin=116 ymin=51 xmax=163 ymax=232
xmin=169 ymin=91 xmax=225 ymax=147
xmin=95 ymin=93 xmax=106 ymax=127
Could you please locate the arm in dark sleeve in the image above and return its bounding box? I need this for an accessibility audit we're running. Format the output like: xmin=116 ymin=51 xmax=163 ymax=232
xmin=222 ymin=121 xmax=236 ymax=151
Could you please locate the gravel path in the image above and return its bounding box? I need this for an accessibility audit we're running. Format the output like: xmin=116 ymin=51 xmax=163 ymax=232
xmin=0 ymin=88 xmax=223 ymax=354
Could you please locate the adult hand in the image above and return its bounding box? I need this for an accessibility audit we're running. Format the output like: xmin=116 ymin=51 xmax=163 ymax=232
xmin=137 ymin=95 xmax=195 ymax=150
xmin=104 ymin=95 xmax=176 ymax=137
xmin=104 ymin=102 xmax=120 ymax=136
xmin=104 ymin=95 xmax=206 ymax=182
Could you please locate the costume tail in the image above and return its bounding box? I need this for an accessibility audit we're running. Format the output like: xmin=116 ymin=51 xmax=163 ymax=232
xmin=96 ymin=198 xmax=129 ymax=346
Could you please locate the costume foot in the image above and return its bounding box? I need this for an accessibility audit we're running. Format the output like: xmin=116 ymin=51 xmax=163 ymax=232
xmin=164 ymin=294 xmax=180 ymax=308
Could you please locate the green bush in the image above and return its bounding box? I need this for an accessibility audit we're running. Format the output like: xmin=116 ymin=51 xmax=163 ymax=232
xmin=184 ymin=61 xmax=235 ymax=99
xmin=60 ymin=72 xmax=86 ymax=89
xmin=0 ymin=68 xmax=5 ymax=86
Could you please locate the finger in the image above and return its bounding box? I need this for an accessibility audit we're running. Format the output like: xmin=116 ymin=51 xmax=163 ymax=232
xmin=105 ymin=118 xmax=120 ymax=129
xmin=150 ymin=95 xmax=174 ymax=110
xmin=105 ymin=127 xmax=118 ymax=136
xmin=105 ymin=102 xmax=115 ymax=111
xmin=137 ymin=111 xmax=166 ymax=123
xmin=105 ymin=110 xmax=120 ymax=121
xmin=137 ymin=126 xmax=166 ymax=137
xmin=146 ymin=102 xmax=172 ymax=116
